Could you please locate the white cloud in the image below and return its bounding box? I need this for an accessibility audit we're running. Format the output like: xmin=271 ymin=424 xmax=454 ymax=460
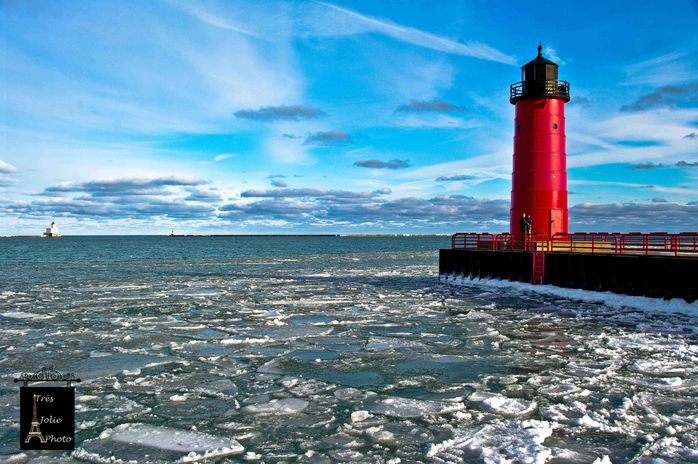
xmin=214 ymin=154 xmax=237 ymax=162
xmin=568 ymin=108 xmax=698 ymax=168
xmin=304 ymin=2 xmax=516 ymax=65
xmin=623 ymin=50 xmax=698 ymax=86
xmin=163 ymin=0 xmax=266 ymax=39
xmin=0 ymin=3 xmax=303 ymax=135
xmin=264 ymin=133 xmax=309 ymax=164
xmin=0 ymin=160 xmax=17 ymax=173
xmin=543 ymin=46 xmax=564 ymax=65
xmin=393 ymin=114 xmax=476 ymax=129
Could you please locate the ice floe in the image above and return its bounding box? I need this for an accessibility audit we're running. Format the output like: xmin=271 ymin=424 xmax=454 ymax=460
xmin=427 ymin=419 xmax=554 ymax=464
xmin=468 ymin=391 xmax=538 ymax=418
xmin=77 ymin=423 xmax=244 ymax=462
xmin=365 ymin=396 xmax=465 ymax=418
xmin=242 ymin=398 xmax=309 ymax=415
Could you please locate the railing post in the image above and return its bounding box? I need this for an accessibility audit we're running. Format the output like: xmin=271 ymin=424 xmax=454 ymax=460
xmin=644 ymin=235 xmax=649 ymax=256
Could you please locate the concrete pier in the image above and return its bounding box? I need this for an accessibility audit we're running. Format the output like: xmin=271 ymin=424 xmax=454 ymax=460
xmin=439 ymin=249 xmax=697 ymax=303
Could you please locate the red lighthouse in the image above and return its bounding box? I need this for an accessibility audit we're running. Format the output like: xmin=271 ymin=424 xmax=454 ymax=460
xmin=510 ymin=44 xmax=570 ymax=240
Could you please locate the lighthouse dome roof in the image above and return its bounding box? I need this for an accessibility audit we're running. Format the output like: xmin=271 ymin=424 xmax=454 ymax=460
xmin=522 ymin=43 xmax=558 ymax=68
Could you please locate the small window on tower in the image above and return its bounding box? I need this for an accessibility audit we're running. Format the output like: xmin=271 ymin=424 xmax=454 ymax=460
xmin=517 ymin=124 xmax=521 ymax=133
xmin=552 ymin=123 xmax=558 ymax=130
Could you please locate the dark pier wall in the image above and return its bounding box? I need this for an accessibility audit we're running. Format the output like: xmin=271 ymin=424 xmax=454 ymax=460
xmin=439 ymin=249 xmax=697 ymax=303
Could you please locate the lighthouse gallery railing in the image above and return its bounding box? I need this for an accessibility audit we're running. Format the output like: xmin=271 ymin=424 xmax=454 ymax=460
xmin=451 ymin=232 xmax=698 ymax=257
xmin=510 ymin=80 xmax=570 ymax=102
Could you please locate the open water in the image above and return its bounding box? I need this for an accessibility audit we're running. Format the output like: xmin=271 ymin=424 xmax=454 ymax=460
xmin=1 ymin=236 xmax=697 ymax=463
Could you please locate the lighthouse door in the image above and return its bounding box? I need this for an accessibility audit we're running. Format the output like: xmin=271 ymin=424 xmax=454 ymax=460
xmin=549 ymin=209 xmax=563 ymax=238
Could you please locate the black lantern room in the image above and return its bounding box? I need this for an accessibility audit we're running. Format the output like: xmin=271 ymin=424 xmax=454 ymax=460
xmin=510 ymin=43 xmax=570 ymax=104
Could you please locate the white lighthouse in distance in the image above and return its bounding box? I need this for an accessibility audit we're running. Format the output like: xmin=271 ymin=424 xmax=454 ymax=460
xmin=43 ymin=221 xmax=62 ymax=238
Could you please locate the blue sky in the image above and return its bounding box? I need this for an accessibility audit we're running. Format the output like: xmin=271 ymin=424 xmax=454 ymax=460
xmin=1 ymin=0 xmax=697 ymax=235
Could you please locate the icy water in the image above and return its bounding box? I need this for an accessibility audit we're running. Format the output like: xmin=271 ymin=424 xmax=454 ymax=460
xmin=1 ymin=236 xmax=697 ymax=464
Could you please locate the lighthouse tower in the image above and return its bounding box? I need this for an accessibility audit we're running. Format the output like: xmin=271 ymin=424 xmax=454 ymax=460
xmin=509 ymin=44 xmax=570 ymax=240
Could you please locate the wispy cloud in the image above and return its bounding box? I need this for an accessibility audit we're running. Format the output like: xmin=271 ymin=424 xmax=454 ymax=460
xmin=307 ymin=2 xmax=516 ymax=65
xmin=435 ymin=175 xmax=475 ymax=181
xmin=567 ymin=109 xmax=698 ymax=168
xmin=393 ymin=114 xmax=475 ymax=129
xmin=0 ymin=160 xmax=19 ymax=186
xmin=624 ymin=50 xmax=697 ymax=86
xmin=0 ymin=160 xmax=18 ymax=173
xmin=542 ymin=45 xmax=564 ymax=65
xmin=304 ymin=130 xmax=351 ymax=146
xmin=621 ymin=82 xmax=698 ymax=112
xmin=354 ymin=159 xmax=410 ymax=169
xmin=396 ymin=99 xmax=465 ymax=113
xmin=568 ymin=96 xmax=591 ymax=106
xmin=270 ymin=179 xmax=288 ymax=188
xmin=0 ymin=4 xmax=303 ymax=135
xmin=0 ymin=176 xmax=17 ymax=187
xmin=214 ymin=153 xmax=236 ymax=162
xmin=241 ymin=187 xmax=391 ymax=199
xmin=164 ymin=0 xmax=265 ymax=39
xmin=44 ymin=176 xmax=206 ymax=196
xmin=628 ymin=162 xmax=663 ymax=170
xmin=235 ymin=105 xmax=326 ymax=121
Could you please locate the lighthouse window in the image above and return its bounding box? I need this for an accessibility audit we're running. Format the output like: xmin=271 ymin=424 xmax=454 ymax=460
xmin=552 ymin=123 xmax=558 ymax=130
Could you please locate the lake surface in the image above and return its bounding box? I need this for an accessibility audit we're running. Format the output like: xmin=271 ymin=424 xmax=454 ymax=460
xmin=1 ymin=236 xmax=697 ymax=463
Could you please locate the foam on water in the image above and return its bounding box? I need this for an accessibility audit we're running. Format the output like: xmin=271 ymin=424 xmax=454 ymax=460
xmin=441 ymin=274 xmax=698 ymax=316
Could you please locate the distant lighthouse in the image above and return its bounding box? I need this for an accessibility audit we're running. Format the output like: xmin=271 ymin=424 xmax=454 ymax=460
xmin=43 ymin=221 xmax=61 ymax=238
xmin=509 ymin=43 xmax=570 ymax=240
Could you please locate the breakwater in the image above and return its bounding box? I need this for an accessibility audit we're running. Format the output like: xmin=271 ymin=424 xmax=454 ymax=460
xmin=439 ymin=249 xmax=697 ymax=302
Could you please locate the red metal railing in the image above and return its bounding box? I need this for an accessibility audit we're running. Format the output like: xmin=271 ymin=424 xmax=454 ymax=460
xmin=451 ymin=232 xmax=698 ymax=256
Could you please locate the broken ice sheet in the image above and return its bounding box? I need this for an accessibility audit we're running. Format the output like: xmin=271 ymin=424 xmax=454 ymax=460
xmin=76 ymin=423 xmax=244 ymax=462
xmin=427 ymin=420 xmax=554 ymax=464
xmin=364 ymin=396 xmax=465 ymax=418
xmin=241 ymin=398 xmax=309 ymax=415
xmin=468 ymin=391 xmax=538 ymax=418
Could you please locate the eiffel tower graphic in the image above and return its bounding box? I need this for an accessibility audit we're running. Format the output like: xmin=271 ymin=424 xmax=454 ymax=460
xmin=25 ymin=393 xmax=46 ymax=444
